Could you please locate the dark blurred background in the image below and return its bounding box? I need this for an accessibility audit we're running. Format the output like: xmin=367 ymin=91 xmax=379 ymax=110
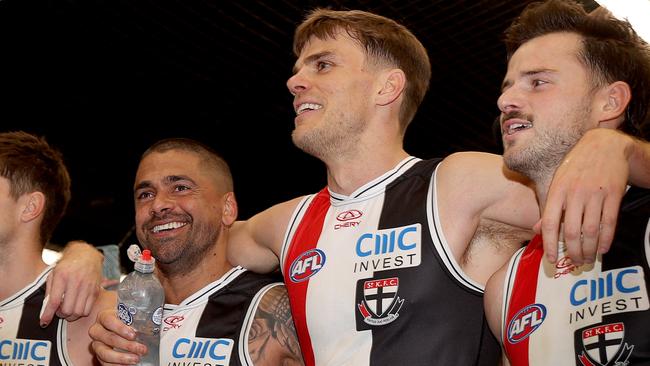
xmin=0 ymin=0 xmax=599 ymax=259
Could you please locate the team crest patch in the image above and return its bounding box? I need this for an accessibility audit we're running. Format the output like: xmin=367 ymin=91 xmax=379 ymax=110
xmin=577 ymin=323 xmax=633 ymax=366
xmin=355 ymin=276 xmax=404 ymax=328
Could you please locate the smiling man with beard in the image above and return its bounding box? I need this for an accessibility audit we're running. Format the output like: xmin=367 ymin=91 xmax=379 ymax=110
xmin=89 ymin=138 xmax=303 ymax=366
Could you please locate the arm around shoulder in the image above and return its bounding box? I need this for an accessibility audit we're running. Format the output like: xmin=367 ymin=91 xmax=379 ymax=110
xmin=228 ymin=197 xmax=305 ymax=273
xmin=41 ymin=240 xmax=104 ymax=326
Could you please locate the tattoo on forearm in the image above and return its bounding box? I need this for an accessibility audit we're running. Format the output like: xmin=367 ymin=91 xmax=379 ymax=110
xmin=248 ymin=285 xmax=304 ymax=365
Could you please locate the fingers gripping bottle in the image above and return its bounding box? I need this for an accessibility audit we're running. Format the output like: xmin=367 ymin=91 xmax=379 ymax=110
xmin=117 ymin=246 xmax=164 ymax=366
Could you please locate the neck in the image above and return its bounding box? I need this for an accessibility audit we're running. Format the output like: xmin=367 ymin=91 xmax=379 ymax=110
xmin=156 ymin=238 xmax=233 ymax=305
xmin=325 ymin=133 xmax=409 ymax=195
xmin=0 ymin=235 xmax=48 ymax=301
xmin=529 ymin=172 xmax=553 ymax=218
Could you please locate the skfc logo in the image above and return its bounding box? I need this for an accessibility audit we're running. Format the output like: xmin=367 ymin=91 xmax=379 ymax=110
xmin=507 ymin=304 xmax=546 ymax=344
xmin=289 ymin=249 xmax=326 ymax=283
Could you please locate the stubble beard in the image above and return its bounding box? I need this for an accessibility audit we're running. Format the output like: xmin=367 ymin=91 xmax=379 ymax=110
xmin=503 ymin=105 xmax=589 ymax=185
xmin=139 ymin=220 xmax=220 ymax=277
xmin=292 ymin=110 xmax=367 ymax=161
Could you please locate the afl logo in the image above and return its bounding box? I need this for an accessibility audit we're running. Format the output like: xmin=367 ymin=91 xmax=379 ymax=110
xmin=337 ymin=210 xmax=362 ymax=221
xmin=507 ymin=304 xmax=546 ymax=344
xmin=289 ymin=249 xmax=326 ymax=283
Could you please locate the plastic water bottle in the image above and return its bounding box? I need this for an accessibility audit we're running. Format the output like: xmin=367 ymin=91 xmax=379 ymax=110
xmin=117 ymin=248 xmax=164 ymax=366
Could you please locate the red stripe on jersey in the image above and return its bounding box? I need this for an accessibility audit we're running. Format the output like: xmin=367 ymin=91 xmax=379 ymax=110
xmin=283 ymin=189 xmax=331 ymax=366
xmin=504 ymin=235 xmax=544 ymax=366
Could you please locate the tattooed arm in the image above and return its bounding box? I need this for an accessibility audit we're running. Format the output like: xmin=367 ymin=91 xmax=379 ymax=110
xmin=247 ymin=284 xmax=304 ymax=366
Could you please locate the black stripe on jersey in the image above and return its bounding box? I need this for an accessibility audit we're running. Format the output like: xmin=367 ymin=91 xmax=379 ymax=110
xmin=363 ymin=158 xmax=499 ymax=366
xmin=195 ymin=271 xmax=282 ymax=366
xmin=1 ymin=267 xmax=52 ymax=307
xmin=329 ymin=157 xmax=420 ymax=202
xmin=427 ymin=197 xmax=483 ymax=293
xmin=16 ymin=283 xmax=65 ymax=366
xmin=184 ymin=267 xmax=246 ymax=306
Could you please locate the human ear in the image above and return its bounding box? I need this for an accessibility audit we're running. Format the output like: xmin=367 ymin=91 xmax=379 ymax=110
xmin=597 ymin=81 xmax=631 ymax=129
xmin=221 ymin=192 xmax=238 ymax=226
xmin=21 ymin=191 xmax=46 ymax=223
xmin=376 ymin=69 xmax=406 ymax=106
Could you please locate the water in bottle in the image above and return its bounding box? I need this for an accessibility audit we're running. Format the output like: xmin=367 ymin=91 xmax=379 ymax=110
xmin=117 ymin=248 xmax=165 ymax=366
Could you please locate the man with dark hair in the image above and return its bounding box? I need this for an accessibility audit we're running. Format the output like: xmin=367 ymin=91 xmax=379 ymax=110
xmin=484 ymin=1 xmax=650 ymax=364
xmin=89 ymin=138 xmax=303 ymax=366
xmin=0 ymin=131 xmax=115 ymax=365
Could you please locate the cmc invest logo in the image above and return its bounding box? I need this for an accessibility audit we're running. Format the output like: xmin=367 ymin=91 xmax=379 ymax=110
xmin=337 ymin=210 xmax=363 ymax=221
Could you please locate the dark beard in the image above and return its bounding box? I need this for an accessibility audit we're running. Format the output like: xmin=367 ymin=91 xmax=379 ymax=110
xmin=140 ymin=221 xmax=220 ymax=278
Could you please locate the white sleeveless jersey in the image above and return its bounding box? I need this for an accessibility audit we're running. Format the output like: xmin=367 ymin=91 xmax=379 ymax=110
xmin=0 ymin=266 xmax=72 ymax=366
xmin=502 ymin=187 xmax=650 ymax=366
xmin=160 ymin=266 xmax=283 ymax=366
xmin=280 ymin=157 xmax=499 ymax=366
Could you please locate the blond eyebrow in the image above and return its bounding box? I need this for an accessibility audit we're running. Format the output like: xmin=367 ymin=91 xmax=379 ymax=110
xmin=292 ymin=51 xmax=334 ymax=75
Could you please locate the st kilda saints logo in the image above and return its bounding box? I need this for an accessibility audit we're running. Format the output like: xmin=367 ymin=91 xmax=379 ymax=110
xmin=355 ymin=276 xmax=404 ymax=328
xmin=576 ymin=323 xmax=634 ymax=366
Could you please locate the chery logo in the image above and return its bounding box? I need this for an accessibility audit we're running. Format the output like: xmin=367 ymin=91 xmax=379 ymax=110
xmin=337 ymin=210 xmax=363 ymax=221
xmin=163 ymin=315 xmax=185 ymax=330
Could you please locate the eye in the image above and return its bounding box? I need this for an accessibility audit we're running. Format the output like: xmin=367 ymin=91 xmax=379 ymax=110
xmin=136 ymin=191 xmax=153 ymax=200
xmin=174 ymin=184 xmax=190 ymax=192
xmin=532 ymin=79 xmax=548 ymax=87
xmin=316 ymin=61 xmax=331 ymax=72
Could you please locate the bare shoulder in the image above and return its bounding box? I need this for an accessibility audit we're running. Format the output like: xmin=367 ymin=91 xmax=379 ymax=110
xmin=67 ymin=289 xmax=116 ymax=365
xmin=246 ymin=284 xmax=304 ymax=366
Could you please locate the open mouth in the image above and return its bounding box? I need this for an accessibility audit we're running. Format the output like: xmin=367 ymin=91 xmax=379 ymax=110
xmin=296 ymin=103 xmax=323 ymax=115
xmin=151 ymin=221 xmax=188 ymax=233
xmin=505 ymin=121 xmax=532 ymax=135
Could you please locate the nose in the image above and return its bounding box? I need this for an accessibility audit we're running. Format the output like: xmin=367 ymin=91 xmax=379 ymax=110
xmin=150 ymin=192 xmax=173 ymax=217
xmin=497 ymin=86 xmax=522 ymax=114
xmin=287 ymin=70 xmax=308 ymax=96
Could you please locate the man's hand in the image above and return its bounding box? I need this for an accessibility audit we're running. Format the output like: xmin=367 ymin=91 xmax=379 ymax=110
xmin=89 ymin=309 xmax=147 ymax=365
xmin=40 ymin=240 xmax=104 ymax=326
xmin=541 ymin=128 xmax=632 ymax=265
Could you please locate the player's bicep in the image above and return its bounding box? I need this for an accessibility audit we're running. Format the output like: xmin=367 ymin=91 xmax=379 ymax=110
xmin=246 ymin=285 xmax=304 ymax=366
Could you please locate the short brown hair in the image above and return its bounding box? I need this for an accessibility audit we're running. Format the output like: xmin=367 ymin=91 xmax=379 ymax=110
xmin=293 ymin=9 xmax=431 ymax=132
xmin=0 ymin=131 xmax=71 ymax=244
xmin=504 ymin=0 xmax=650 ymax=139
xmin=141 ymin=138 xmax=233 ymax=193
